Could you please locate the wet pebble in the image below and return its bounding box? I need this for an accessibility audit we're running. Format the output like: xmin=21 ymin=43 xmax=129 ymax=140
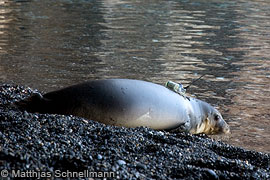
xmin=117 ymin=160 xmax=126 ymax=166
xmin=97 ymin=154 xmax=103 ymax=160
xmin=205 ymin=169 xmax=219 ymax=180
xmin=136 ymin=162 xmax=147 ymax=170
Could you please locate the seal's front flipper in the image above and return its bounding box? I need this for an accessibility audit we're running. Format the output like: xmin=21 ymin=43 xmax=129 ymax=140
xmin=164 ymin=122 xmax=190 ymax=133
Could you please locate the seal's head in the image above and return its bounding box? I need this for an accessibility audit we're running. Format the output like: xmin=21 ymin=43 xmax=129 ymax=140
xmin=190 ymin=100 xmax=230 ymax=135
xmin=203 ymin=107 xmax=230 ymax=135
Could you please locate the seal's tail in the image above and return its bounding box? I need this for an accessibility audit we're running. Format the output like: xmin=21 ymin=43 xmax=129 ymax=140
xmin=13 ymin=93 xmax=45 ymax=113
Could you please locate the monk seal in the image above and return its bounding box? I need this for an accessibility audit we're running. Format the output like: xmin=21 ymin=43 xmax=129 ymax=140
xmin=14 ymin=79 xmax=230 ymax=135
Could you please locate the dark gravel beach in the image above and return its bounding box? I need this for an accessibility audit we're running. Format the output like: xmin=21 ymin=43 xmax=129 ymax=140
xmin=0 ymin=84 xmax=269 ymax=180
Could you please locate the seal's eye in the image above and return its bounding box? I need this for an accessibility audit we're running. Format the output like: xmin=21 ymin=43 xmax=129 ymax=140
xmin=214 ymin=114 xmax=219 ymax=121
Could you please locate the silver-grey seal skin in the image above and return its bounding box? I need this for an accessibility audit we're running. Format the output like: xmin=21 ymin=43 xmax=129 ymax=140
xmin=14 ymin=79 xmax=230 ymax=135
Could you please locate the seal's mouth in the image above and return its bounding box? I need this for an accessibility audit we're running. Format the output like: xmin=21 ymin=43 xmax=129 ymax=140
xmin=208 ymin=124 xmax=230 ymax=135
xmin=222 ymin=125 xmax=231 ymax=134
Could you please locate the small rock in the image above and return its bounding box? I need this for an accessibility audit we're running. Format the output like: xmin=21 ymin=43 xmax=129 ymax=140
xmin=97 ymin=154 xmax=102 ymax=160
xmin=136 ymin=162 xmax=147 ymax=170
xmin=205 ymin=169 xmax=219 ymax=180
xmin=117 ymin=160 xmax=126 ymax=166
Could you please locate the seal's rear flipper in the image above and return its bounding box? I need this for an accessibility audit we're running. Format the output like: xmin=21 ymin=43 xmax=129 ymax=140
xmin=13 ymin=93 xmax=45 ymax=113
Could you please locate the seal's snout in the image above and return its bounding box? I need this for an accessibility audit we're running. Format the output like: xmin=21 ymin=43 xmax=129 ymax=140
xmin=222 ymin=123 xmax=230 ymax=134
xmin=216 ymin=119 xmax=230 ymax=135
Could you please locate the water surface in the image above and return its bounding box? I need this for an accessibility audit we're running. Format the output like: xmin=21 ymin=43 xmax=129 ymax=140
xmin=0 ymin=0 xmax=270 ymax=153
